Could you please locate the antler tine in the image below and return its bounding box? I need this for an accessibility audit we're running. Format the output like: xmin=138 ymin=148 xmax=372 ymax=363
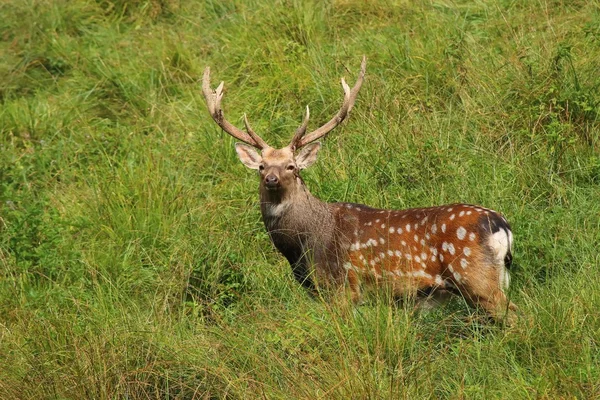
xmin=289 ymin=105 xmax=310 ymax=150
xmin=202 ymin=67 xmax=268 ymax=149
xmin=295 ymin=56 xmax=366 ymax=149
xmin=243 ymin=114 xmax=269 ymax=149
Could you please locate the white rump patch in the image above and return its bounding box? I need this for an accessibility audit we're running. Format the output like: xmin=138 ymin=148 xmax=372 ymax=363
xmin=488 ymin=229 xmax=510 ymax=263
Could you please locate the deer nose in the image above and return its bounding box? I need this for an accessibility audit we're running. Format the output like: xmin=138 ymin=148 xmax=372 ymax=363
xmin=265 ymin=174 xmax=279 ymax=188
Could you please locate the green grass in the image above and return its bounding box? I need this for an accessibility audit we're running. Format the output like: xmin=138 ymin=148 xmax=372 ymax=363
xmin=1 ymin=0 xmax=599 ymax=398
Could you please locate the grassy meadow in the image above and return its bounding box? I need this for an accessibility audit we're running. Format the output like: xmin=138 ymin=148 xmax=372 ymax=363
xmin=1 ymin=0 xmax=600 ymax=398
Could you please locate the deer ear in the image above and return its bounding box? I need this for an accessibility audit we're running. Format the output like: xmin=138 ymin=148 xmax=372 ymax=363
xmin=235 ymin=143 xmax=262 ymax=170
xmin=295 ymin=142 xmax=321 ymax=170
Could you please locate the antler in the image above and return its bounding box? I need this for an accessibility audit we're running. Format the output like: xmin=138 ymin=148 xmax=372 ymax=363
xmin=289 ymin=56 xmax=366 ymax=150
xmin=202 ymin=67 xmax=269 ymax=149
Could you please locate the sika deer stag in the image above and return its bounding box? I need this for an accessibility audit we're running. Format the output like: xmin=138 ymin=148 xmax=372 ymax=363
xmin=202 ymin=57 xmax=517 ymax=322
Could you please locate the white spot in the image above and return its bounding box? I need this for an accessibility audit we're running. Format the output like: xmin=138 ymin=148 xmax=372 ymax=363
xmin=394 ymin=270 xmax=404 ymax=277
xmin=420 ymin=252 xmax=427 ymax=260
xmin=469 ymin=232 xmax=476 ymax=241
xmin=381 ymin=224 xmax=386 ymax=229
xmin=363 ymin=238 xmax=378 ymax=248
xmin=439 ymin=254 xmax=444 ymax=262
xmin=394 ymin=250 xmax=402 ymax=257
xmin=463 ymin=247 xmax=471 ymax=256
xmin=413 ymin=270 xmax=432 ymax=279
xmin=460 ymin=259 xmax=468 ymax=269
xmin=425 ymin=233 xmax=431 ymax=240
xmin=389 ymin=227 xmax=395 ymax=234
xmin=441 ymin=224 xmax=446 ymax=233
xmin=431 ymin=224 xmax=437 ymax=234
xmin=449 ymin=214 xmax=456 ymax=220
xmin=442 ymin=242 xmax=449 ymax=251
xmin=375 ymin=219 xmax=380 ymax=223
xmin=430 ymin=255 xmax=436 ymax=262
xmin=406 ymin=224 xmax=411 ymax=232
xmin=431 ymin=247 xmax=438 ymax=256
xmin=415 ymin=256 xmax=421 ymax=263
xmin=420 ymin=239 xmax=425 ymax=246
xmin=414 ymin=234 xmax=419 ymax=242
xmin=459 ymin=211 xmax=465 ymax=217
xmin=359 ymin=254 xmax=365 ymax=260
xmin=466 ymin=211 xmax=472 ymax=216
xmin=365 ymin=221 xmax=372 ymax=226
xmin=447 ymin=207 xmax=453 ymax=212
xmin=413 ymin=224 xmax=418 ymax=230
xmin=401 ymin=240 xmax=407 ymax=246
xmin=379 ymin=237 xmax=385 ymax=245
xmin=387 ymin=250 xmax=394 ymax=257
xmin=453 ymin=271 xmax=463 ymax=282
xmin=448 ymin=263 xmax=454 ymax=273
xmin=457 ymin=227 xmax=467 ymax=240
xmin=435 ymin=275 xmax=444 ymax=286
xmin=448 ymin=243 xmax=456 ymax=255
xmin=343 ymin=262 xmax=353 ymax=270
xmin=421 ymin=262 xmax=427 ymax=269
xmin=379 ymin=252 xmax=386 ymax=259
xmin=349 ymin=242 xmax=360 ymax=251
xmin=405 ymin=254 xmax=412 ymax=260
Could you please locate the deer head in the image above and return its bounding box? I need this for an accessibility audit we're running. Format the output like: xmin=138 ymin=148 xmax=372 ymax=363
xmin=202 ymin=57 xmax=366 ymax=199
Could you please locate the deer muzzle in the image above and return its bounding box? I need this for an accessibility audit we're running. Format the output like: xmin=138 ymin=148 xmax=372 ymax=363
xmin=264 ymin=174 xmax=280 ymax=189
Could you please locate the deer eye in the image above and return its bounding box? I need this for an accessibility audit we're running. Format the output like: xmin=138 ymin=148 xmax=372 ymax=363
xmin=258 ymin=164 xmax=265 ymax=171
xmin=286 ymin=165 xmax=295 ymax=171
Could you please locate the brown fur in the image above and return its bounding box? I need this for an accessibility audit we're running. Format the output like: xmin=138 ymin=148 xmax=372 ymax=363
xmin=246 ymin=147 xmax=516 ymax=322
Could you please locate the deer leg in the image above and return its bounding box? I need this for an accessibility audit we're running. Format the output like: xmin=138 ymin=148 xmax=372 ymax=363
xmin=346 ymin=269 xmax=363 ymax=304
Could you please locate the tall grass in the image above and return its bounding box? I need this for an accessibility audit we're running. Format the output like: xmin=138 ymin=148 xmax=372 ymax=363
xmin=1 ymin=0 xmax=599 ymax=398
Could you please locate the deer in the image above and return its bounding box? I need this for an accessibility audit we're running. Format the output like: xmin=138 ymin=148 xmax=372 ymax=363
xmin=202 ymin=57 xmax=517 ymax=323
